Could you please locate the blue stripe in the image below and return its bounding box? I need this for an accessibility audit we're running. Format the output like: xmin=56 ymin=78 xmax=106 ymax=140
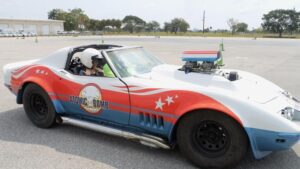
xmin=58 ymin=100 xmax=130 ymax=125
xmin=55 ymin=100 xmax=173 ymax=137
xmin=53 ymin=99 xmax=300 ymax=157
xmin=182 ymin=57 xmax=218 ymax=62
xmin=245 ymin=127 xmax=300 ymax=159
xmin=52 ymin=100 xmax=65 ymax=113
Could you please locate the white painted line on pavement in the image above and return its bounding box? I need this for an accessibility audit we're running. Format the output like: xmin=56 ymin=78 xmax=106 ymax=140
xmin=293 ymin=143 xmax=300 ymax=157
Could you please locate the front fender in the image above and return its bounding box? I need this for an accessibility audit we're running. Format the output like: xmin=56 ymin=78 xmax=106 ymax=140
xmin=167 ymin=90 xmax=244 ymax=143
xmin=203 ymin=91 xmax=300 ymax=159
xmin=172 ymin=91 xmax=243 ymax=125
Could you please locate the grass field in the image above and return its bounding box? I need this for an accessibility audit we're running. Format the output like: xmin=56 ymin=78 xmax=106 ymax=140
xmin=102 ymin=31 xmax=300 ymax=39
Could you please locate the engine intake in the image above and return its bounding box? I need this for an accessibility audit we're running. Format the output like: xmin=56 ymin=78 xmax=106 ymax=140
xmin=181 ymin=51 xmax=223 ymax=73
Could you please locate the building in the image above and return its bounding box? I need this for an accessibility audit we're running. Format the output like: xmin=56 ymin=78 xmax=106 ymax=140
xmin=0 ymin=18 xmax=64 ymax=35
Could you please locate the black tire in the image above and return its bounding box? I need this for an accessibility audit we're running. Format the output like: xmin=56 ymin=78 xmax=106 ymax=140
xmin=177 ymin=110 xmax=248 ymax=169
xmin=23 ymin=83 xmax=56 ymax=128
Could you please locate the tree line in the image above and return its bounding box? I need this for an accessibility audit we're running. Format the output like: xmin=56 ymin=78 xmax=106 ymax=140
xmin=48 ymin=8 xmax=189 ymax=34
xmin=48 ymin=8 xmax=300 ymax=37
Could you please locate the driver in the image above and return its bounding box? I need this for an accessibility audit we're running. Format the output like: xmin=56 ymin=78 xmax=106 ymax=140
xmin=78 ymin=48 xmax=115 ymax=77
xmin=79 ymin=48 xmax=104 ymax=76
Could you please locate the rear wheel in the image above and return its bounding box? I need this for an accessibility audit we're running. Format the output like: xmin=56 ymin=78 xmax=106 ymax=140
xmin=23 ymin=83 xmax=56 ymax=128
xmin=177 ymin=110 xmax=248 ymax=169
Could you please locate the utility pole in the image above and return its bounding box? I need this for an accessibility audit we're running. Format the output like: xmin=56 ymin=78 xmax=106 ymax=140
xmin=202 ymin=10 xmax=205 ymax=34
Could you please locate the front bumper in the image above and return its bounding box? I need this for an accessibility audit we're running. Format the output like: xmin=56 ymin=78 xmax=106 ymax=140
xmin=246 ymin=125 xmax=300 ymax=159
xmin=248 ymin=97 xmax=300 ymax=159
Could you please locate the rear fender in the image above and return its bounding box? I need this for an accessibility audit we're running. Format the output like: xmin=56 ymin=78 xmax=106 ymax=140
xmin=3 ymin=60 xmax=38 ymax=86
xmin=18 ymin=76 xmax=65 ymax=113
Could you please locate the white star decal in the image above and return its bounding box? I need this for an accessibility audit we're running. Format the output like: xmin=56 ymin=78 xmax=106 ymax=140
xmin=165 ymin=96 xmax=174 ymax=105
xmin=155 ymin=97 xmax=165 ymax=111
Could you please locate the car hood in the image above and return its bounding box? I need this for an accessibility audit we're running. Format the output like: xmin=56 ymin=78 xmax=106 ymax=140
xmin=145 ymin=64 xmax=284 ymax=104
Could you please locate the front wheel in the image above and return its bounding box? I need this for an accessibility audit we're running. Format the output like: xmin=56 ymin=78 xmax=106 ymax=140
xmin=177 ymin=110 xmax=248 ymax=169
xmin=23 ymin=83 xmax=56 ymax=128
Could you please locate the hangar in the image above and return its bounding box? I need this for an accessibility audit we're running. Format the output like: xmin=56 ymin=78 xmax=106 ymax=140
xmin=0 ymin=18 xmax=64 ymax=35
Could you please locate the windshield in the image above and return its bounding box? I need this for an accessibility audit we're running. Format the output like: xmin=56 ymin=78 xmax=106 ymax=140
xmin=106 ymin=47 xmax=163 ymax=77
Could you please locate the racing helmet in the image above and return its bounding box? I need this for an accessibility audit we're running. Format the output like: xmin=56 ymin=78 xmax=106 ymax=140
xmin=79 ymin=48 xmax=102 ymax=68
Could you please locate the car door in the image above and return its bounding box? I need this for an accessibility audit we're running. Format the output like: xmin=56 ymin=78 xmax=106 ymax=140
xmin=55 ymin=70 xmax=131 ymax=125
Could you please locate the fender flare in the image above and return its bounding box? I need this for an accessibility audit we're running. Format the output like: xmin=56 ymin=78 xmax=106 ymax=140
xmin=17 ymin=77 xmax=65 ymax=113
xmin=168 ymin=102 xmax=244 ymax=143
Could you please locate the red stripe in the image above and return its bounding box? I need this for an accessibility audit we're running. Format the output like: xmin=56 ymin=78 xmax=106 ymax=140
xmin=130 ymin=88 xmax=159 ymax=93
xmin=183 ymin=51 xmax=218 ymax=54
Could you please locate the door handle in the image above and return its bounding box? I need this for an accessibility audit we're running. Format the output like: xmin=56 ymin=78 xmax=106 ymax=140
xmin=58 ymin=70 xmax=69 ymax=78
xmin=59 ymin=70 xmax=67 ymax=74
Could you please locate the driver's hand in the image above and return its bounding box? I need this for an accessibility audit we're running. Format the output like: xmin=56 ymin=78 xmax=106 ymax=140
xmin=95 ymin=68 xmax=103 ymax=73
xmin=85 ymin=69 xmax=92 ymax=75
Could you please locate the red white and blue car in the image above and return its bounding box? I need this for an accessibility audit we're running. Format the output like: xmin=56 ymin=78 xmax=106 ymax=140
xmin=3 ymin=44 xmax=300 ymax=168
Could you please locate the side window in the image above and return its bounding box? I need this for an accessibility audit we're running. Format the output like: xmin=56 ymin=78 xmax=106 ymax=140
xmin=68 ymin=51 xmax=115 ymax=78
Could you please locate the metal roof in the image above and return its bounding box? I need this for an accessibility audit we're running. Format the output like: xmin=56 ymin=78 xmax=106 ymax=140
xmin=0 ymin=18 xmax=64 ymax=23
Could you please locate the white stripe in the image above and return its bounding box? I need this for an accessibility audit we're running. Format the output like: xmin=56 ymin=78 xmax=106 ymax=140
xmin=12 ymin=66 xmax=36 ymax=79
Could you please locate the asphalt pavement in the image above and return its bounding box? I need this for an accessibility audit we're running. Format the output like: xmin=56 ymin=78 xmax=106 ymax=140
xmin=0 ymin=36 xmax=299 ymax=169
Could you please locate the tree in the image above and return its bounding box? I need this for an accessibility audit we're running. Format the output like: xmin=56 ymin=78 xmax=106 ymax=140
xmin=122 ymin=15 xmax=146 ymax=33
xmin=48 ymin=8 xmax=89 ymax=31
xmin=168 ymin=18 xmax=190 ymax=33
xmin=286 ymin=10 xmax=300 ymax=35
xmin=110 ymin=19 xmax=122 ymax=29
xmin=122 ymin=21 xmax=134 ymax=33
xmin=262 ymin=9 xmax=300 ymax=37
xmin=88 ymin=19 xmax=99 ymax=31
xmin=48 ymin=9 xmax=66 ymax=20
xmin=88 ymin=19 xmax=122 ymax=31
xmin=145 ymin=21 xmax=160 ymax=32
xmin=163 ymin=22 xmax=172 ymax=32
xmin=69 ymin=8 xmax=89 ymax=31
xmin=63 ymin=12 xmax=77 ymax=31
xmin=227 ymin=18 xmax=238 ymax=34
xmin=236 ymin=22 xmax=248 ymax=32
xmin=96 ymin=20 xmax=106 ymax=30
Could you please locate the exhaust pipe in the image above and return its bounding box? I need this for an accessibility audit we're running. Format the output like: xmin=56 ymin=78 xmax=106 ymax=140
xmin=60 ymin=116 xmax=170 ymax=149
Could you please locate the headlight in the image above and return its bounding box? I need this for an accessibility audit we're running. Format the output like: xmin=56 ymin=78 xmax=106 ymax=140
xmin=278 ymin=107 xmax=295 ymax=120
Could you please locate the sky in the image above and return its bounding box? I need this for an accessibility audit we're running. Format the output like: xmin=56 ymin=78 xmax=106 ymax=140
xmin=0 ymin=0 xmax=299 ymax=30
